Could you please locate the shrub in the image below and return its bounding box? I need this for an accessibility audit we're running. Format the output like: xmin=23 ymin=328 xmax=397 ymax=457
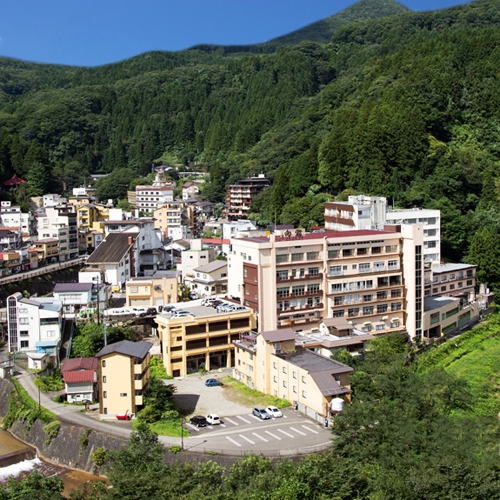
xmin=169 ymin=445 xmax=182 ymax=454
xmin=79 ymin=428 xmax=91 ymax=447
xmin=91 ymin=447 xmax=107 ymax=469
xmin=149 ymin=356 xmax=172 ymax=379
xmin=43 ymin=420 xmax=61 ymax=442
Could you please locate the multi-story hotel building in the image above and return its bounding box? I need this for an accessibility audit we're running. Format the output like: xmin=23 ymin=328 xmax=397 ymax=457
xmin=225 ymin=175 xmax=270 ymax=221
xmin=228 ymin=225 xmax=424 ymax=339
xmin=129 ymin=167 xmax=174 ymax=214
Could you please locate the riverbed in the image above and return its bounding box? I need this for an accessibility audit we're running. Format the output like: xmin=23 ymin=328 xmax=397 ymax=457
xmin=0 ymin=429 xmax=101 ymax=496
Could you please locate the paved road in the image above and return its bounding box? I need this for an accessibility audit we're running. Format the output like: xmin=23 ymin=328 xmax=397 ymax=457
xmin=7 ymin=363 xmax=332 ymax=454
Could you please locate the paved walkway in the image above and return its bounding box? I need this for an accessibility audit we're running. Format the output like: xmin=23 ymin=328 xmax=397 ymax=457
xmin=10 ymin=364 xmax=181 ymax=447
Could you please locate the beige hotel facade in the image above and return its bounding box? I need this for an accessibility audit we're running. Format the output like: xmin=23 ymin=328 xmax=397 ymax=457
xmin=228 ymin=224 xmax=424 ymax=339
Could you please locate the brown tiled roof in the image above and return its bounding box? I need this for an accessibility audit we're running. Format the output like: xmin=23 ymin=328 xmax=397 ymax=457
xmin=260 ymin=328 xmax=295 ymax=343
xmin=322 ymin=318 xmax=353 ymax=331
xmin=61 ymin=357 xmax=98 ymax=372
xmin=86 ymin=233 xmax=134 ymax=264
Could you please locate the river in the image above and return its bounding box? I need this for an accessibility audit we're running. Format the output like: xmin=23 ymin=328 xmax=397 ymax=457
xmin=0 ymin=429 xmax=102 ymax=496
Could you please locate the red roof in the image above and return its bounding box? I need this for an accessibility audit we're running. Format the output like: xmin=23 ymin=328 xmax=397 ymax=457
xmin=63 ymin=371 xmax=96 ymax=384
xmin=202 ymin=238 xmax=231 ymax=245
xmin=62 ymin=357 xmax=98 ymax=372
xmin=1 ymin=174 xmax=26 ymax=187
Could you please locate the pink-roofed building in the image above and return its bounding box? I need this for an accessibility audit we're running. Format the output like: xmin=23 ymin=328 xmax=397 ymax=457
xmin=61 ymin=357 xmax=98 ymax=402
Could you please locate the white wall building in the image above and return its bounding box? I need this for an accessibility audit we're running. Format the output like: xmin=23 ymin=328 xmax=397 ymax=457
xmin=0 ymin=201 xmax=34 ymax=238
xmin=7 ymin=293 xmax=62 ymax=355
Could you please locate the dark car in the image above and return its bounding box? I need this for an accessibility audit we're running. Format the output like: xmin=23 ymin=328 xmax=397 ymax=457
xmin=205 ymin=378 xmax=223 ymax=387
xmin=253 ymin=407 xmax=271 ymax=420
xmin=189 ymin=415 xmax=207 ymax=427
xmin=146 ymin=307 xmax=157 ymax=316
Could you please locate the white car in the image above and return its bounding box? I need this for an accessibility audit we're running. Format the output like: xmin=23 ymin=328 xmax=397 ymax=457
xmin=266 ymin=406 xmax=283 ymax=418
xmin=206 ymin=414 xmax=221 ymax=425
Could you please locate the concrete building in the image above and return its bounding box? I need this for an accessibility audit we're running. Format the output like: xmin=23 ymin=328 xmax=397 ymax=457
xmin=179 ymin=239 xmax=216 ymax=280
xmin=0 ymin=201 xmax=35 ymax=238
xmin=153 ymin=202 xmax=194 ymax=240
xmin=430 ymin=263 xmax=476 ymax=301
xmin=182 ymin=181 xmax=199 ymax=201
xmin=228 ymin=225 xmax=424 ymax=339
xmin=125 ymin=271 xmax=179 ymax=307
xmin=96 ymin=340 xmax=152 ymax=417
xmin=130 ymin=167 xmax=174 ymax=214
xmin=7 ymin=293 xmax=62 ymax=357
xmin=225 ymin=174 xmax=270 ymax=221
xmin=233 ymin=328 xmax=352 ymax=423
xmin=53 ymin=282 xmax=108 ymax=315
xmin=184 ymin=260 xmax=228 ymax=298
xmin=155 ymin=304 xmax=256 ymax=377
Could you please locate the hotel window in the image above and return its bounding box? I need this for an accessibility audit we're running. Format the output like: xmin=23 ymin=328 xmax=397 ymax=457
xmin=377 ymin=291 xmax=388 ymax=300
xmin=291 ymin=253 xmax=303 ymax=262
xmin=103 ymin=391 xmax=107 ymax=398
xmin=293 ymin=386 xmax=297 ymax=393
xmin=342 ymin=249 xmax=352 ymax=257
xmin=283 ymin=366 xmax=287 ymax=374
xmin=348 ymin=308 xmax=359 ymax=317
xmin=293 ymin=371 xmax=297 ymax=379
xmin=377 ymin=304 xmax=388 ymax=313
xmin=357 ymin=247 xmax=368 ymax=256
xmin=276 ymin=254 xmax=289 ymax=263
xmin=308 ymin=267 xmax=320 ymax=277
xmin=103 ymin=376 xmax=106 ymax=383
xmin=277 ymin=270 xmax=288 ymax=280
xmin=372 ymin=246 xmax=382 ymax=254
xmin=328 ymin=250 xmax=339 ymax=258
xmin=302 ymin=390 xmax=307 ymax=398
xmin=283 ymin=381 xmax=287 ymax=388
xmin=334 ymin=296 xmax=344 ymax=306
xmin=19 ymin=318 xmax=29 ymax=325
xmin=306 ymin=251 xmax=319 ymax=260
xmin=391 ymin=303 xmax=402 ymax=311
xmin=330 ymin=265 xmax=342 ymax=276
xmin=390 ymin=321 xmax=400 ymax=328
xmin=302 ymin=376 xmax=306 ymax=383
xmin=333 ymin=309 xmax=345 ymax=318
xmin=273 ymin=362 xmax=277 ymax=369
xmin=359 ymin=263 xmax=370 ymax=273
xmin=363 ymin=306 xmax=374 ymax=315
xmin=386 ymin=245 xmax=397 ymax=253
xmin=20 ymin=341 xmax=29 ymax=348
xmin=120 ymin=393 xmax=127 ymax=397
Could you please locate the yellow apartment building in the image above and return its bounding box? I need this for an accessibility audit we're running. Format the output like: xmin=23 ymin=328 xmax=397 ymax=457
xmin=233 ymin=328 xmax=353 ymax=423
xmin=155 ymin=305 xmax=257 ymax=377
xmin=32 ymin=238 xmax=59 ymax=264
xmin=96 ymin=340 xmax=152 ymax=417
xmin=125 ymin=271 xmax=179 ymax=307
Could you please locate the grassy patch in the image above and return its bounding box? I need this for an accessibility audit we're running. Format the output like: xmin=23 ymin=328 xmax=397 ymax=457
xmin=149 ymin=357 xmax=173 ymax=379
xmin=415 ymin=313 xmax=500 ymax=417
xmin=221 ymin=376 xmax=291 ymax=409
xmin=132 ymin=418 xmax=190 ymax=437
xmin=34 ymin=370 xmax=64 ymax=392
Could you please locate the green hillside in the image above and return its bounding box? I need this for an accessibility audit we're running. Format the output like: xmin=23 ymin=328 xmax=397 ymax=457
xmin=415 ymin=313 xmax=500 ymax=417
xmin=2 ymin=0 xmax=500 ymax=281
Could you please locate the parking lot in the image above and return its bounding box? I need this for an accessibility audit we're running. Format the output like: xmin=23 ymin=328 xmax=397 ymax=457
xmin=171 ymin=372 xmax=333 ymax=454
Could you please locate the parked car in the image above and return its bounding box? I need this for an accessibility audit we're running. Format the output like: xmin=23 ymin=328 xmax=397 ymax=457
xmin=253 ymin=407 xmax=271 ymax=420
xmin=230 ymin=305 xmax=246 ymax=312
xmin=206 ymin=414 xmax=221 ymax=425
xmin=210 ymin=300 xmax=223 ymax=309
xmin=132 ymin=307 xmax=148 ymax=317
xmin=189 ymin=415 xmax=207 ymax=427
xmin=146 ymin=307 xmax=157 ymax=316
xmin=266 ymin=406 xmax=283 ymax=418
xmin=205 ymin=378 xmax=223 ymax=387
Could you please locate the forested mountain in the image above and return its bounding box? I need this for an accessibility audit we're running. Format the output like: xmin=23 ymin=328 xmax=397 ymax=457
xmin=1 ymin=0 xmax=500 ymax=281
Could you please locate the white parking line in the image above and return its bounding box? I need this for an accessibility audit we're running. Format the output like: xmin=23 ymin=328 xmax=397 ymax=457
xmin=250 ymin=414 xmax=263 ymax=421
xmin=252 ymin=432 xmax=269 ymax=442
xmin=237 ymin=415 xmax=251 ymax=424
xmin=220 ymin=423 xmax=226 ymax=428
xmin=289 ymin=427 xmax=306 ymax=436
xmin=302 ymin=425 xmax=319 ymax=434
xmin=239 ymin=434 xmax=255 ymax=445
xmin=186 ymin=423 xmax=200 ymax=432
xmin=226 ymin=436 xmax=241 ymax=447
xmin=224 ymin=417 xmax=239 ymax=426
xmin=278 ymin=429 xmax=294 ymax=438
xmin=265 ymin=430 xmax=281 ymax=440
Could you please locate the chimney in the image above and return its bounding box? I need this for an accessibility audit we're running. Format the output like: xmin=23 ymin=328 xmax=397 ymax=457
xmin=128 ymin=236 xmax=133 ymax=245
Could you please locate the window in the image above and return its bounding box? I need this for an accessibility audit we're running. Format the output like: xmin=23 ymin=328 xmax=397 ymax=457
xmin=334 ymin=296 xmax=344 ymax=306
xmin=377 ymin=291 xmax=388 ymax=300
xmin=273 ymin=362 xmax=277 ymax=369
xmin=293 ymin=386 xmax=297 ymax=393
xmin=103 ymin=391 xmax=107 ymax=398
xmin=273 ymin=375 xmax=277 ymax=382
xmin=363 ymin=306 xmax=374 ymax=315
xmin=307 ymin=251 xmax=319 ymax=260
xmin=333 ymin=309 xmax=345 ymax=318
xmin=359 ymin=263 xmax=371 ymax=273
xmin=283 ymin=381 xmax=287 ymax=388
xmin=328 ymin=250 xmax=339 ymax=258
xmin=20 ymin=341 xmax=29 ymax=348
xmin=277 ymin=270 xmax=288 ymax=280
xmin=19 ymin=318 xmax=29 ymax=325
xmin=386 ymin=245 xmax=397 ymax=253
xmin=391 ymin=303 xmax=402 ymax=311
xmin=329 ymin=265 xmax=342 ymax=276
xmin=377 ymin=304 xmax=388 ymax=313
xmin=120 ymin=393 xmax=127 ymax=397
xmin=276 ymin=254 xmax=288 ymax=263
xmin=102 ymin=360 xmax=106 ymax=368
xmin=308 ymin=267 xmax=320 ymax=277
xmin=20 ymin=330 xmax=29 ymax=337
xmin=308 ymin=284 xmax=320 ymax=294
xmin=291 ymin=253 xmax=303 ymax=261
xmin=277 ymin=287 xmax=290 ymax=298
xmin=19 ymin=308 xmax=28 ymax=313
xmin=293 ymin=371 xmax=297 ymax=379
xmin=302 ymin=376 xmax=306 ymax=383
xmin=342 ymin=249 xmax=352 ymax=257
xmin=390 ymin=321 xmax=400 ymax=328
xmin=372 ymin=246 xmax=382 ymax=254
xmin=283 ymin=366 xmax=287 ymax=374
xmin=348 ymin=308 xmax=359 ymax=317
xmin=103 ymin=376 xmax=106 ymax=383
xmin=357 ymin=248 xmax=368 ymax=256
xmin=302 ymin=390 xmax=307 ymax=398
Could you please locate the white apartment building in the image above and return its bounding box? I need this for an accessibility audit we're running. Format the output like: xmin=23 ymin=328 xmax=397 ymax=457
xmin=0 ymin=201 xmax=34 ymax=238
xmin=7 ymin=293 xmax=63 ymax=355
xmin=179 ymin=239 xmax=215 ymax=280
xmin=228 ymin=225 xmax=425 ymax=339
xmin=133 ymin=167 xmax=174 ymax=214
